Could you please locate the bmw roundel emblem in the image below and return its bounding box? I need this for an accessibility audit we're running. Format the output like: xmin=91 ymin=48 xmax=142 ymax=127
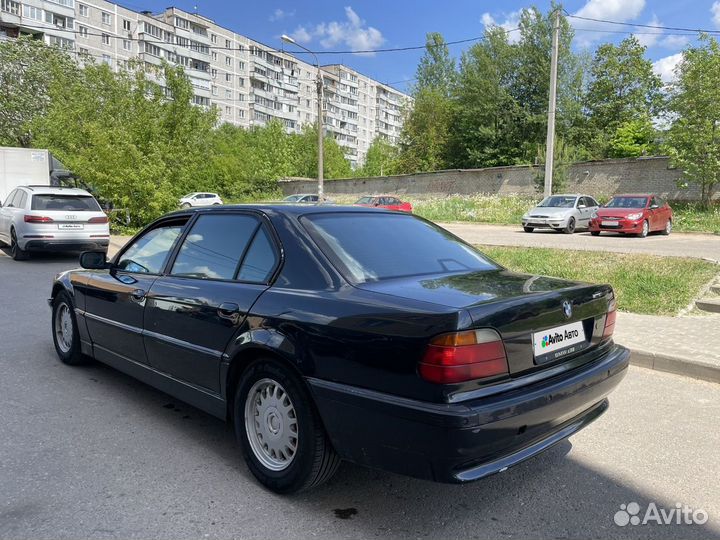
xmin=562 ymin=301 xmax=573 ymax=319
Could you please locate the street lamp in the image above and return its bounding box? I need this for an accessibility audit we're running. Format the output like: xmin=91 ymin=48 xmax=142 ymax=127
xmin=281 ymin=34 xmax=324 ymax=201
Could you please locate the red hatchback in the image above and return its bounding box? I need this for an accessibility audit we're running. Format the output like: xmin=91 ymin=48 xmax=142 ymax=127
xmin=589 ymin=194 xmax=673 ymax=237
xmin=354 ymin=195 xmax=413 ymax=212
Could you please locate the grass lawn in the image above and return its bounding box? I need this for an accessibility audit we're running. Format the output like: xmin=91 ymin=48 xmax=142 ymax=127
xmin=478 ymin=245 xmax=719 ymax=316
xmin=408 ymin=195 xmax=720 ymax=235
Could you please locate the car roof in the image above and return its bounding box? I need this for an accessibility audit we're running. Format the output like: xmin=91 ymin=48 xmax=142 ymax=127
xmin=19 ymin=185 xmax=92 ymax=197
xmin=612 ymin=193 xmax=653 ymax=197
xmin=165 ymin=203 xmax=400 ymax=219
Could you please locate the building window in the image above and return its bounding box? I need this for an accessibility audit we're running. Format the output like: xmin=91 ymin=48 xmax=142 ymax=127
xmin=21 ymin=4 xmax=41 ymax=20
xmin=123 ymin=19 xmax=131 ymax=31
xmin=102 ymin=54 xmax=112 ymax=66
xmin=238 ymin=61 xmax=244 ymax=70
xmin=225 ymin=56 xmax=231 ymax=66
xmin=225 ymin=106 xmax=231 ymax=116
xmin=211 ymin=52 xmax=217 ymax=61
xmin=238 ymin=77 xmax=244 ymax=86
xmin=211 ymin=33 xmax=216 ymax=43
xmin=237 ymin=93 xmax=244 ymax=101
xmin=225 ymin=89 xmax=231 ymax=99
xmin=225 ymin=39 xmax=230 ymax=48
xmin=78 ymin=25 xmax=88 ymax=38
xmin=225 ymin=73 xmax=231 ymax=82
xmin=238 ymin=109 xmax=245 ymax=118
xmin=101 ymin=11 xmax=111 ymax=25
xmin=123 ymin=39 xmax=131 ymax=51
xmin=211 ymin=69 xmax=217 ymax=78
xmin=101 ymin=33 xmax=110 ymax=45
xmin=1 ymin=0 xmax=20 ymax=15
xmin=211 ymin=86 xmax=217 ymax=96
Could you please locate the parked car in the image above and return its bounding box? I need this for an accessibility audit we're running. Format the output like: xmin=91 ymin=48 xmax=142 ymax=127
xmin=589 ymin=194 xmax=673 ymax=237
xmin=49 ymin=205 xmax=628 ymax=493
xmin=282 ymin=194 xmax=334 ymax=204
xmin=0 ymin=186 xmax=109 ymax=260
xmin=522 ymin=194 xmax=600 ymax=234
xmin=354 ymin=195 xmax=413 ymax=212
xmin=179 ymin=192 xmax=223 ymax=208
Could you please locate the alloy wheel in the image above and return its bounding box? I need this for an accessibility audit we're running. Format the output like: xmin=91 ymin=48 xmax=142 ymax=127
xmin=244 ymin=378 xmax=299 ymax=471
xmin=54 ymin=302 xmax=74 ymax=354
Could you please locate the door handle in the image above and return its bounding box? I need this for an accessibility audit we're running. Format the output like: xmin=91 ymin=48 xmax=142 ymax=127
xmin=217 ymin=302 xmax=241 ymax=324
xmin=130 ymin=288 xmax=146 ymax=302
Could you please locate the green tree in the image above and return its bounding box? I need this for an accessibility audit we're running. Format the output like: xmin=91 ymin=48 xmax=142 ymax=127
xmin=532 ymin=138 xmax=583 ymax=193
xmin=397 ymin=33 xmax=456 ymax=172
xmin=293 ymin=125 xmax=353 ymax=180
xmin=608 ymin=116 xmax=655 ymax=158
xmin=34 ymin=60 xmax=217 ymax=225
xmin=585 ymin=37 xmax=662 ymax=157
xmin=0 ymin=36 xmax=78 ymax=147
xmin=665 ymin=35 xmax=720 ymax=208
xmin=358 ymin=137 xmax=399 ymax=177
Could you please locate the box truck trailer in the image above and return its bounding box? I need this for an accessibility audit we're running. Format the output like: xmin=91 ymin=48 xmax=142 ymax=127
xmin=0 ymin=147 xmax=74 ymax=205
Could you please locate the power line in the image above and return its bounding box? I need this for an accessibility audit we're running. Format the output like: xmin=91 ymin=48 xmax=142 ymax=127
xmin=565 ymin=11 xmax=720 ymax=35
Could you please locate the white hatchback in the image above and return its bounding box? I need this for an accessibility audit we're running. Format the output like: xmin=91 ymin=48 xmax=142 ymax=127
xmin=0 ymin=186 xmax=110 ymax=260
xmin=179 ymin=192 xmax=223 ymax=208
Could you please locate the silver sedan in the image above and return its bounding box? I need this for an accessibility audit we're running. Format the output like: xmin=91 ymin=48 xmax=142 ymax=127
xmin=521 ymin=194 xmax=600 ymax=234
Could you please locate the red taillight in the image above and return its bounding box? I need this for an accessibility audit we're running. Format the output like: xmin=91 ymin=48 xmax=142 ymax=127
xmin=419 ymin=329 xmax=508 ymax=384
xmin=24 ymin=215 xmax=54 ymax=223
xmin=88 ymin=216 xmax=109 ymax=224
xmin=603 ymin=302 xmax=617 ymax=339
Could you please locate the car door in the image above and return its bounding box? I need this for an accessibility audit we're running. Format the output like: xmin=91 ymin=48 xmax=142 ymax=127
xmin=0 ymin=189 xmax=18 ymax=242
xmin=83 ymin=217 xmax=189 ymax=366
xmin=648 ymin=196 xmax=661 ymax=230
xmin=577 ymin=197 xmax=593 ymax=226
xmin=143 ymin=212 xmax=280 ymax=392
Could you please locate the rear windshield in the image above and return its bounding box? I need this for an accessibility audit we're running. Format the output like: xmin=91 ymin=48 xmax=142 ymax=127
xmin=303 ymin=213 xmax=498 ymax=283
xmin=355 ymin=196 xmax=374 ymax=204
xmin=604 ymin=196 xmax=648 ymax=209
xmin=31 ymin=194 xmax=101 ymax=211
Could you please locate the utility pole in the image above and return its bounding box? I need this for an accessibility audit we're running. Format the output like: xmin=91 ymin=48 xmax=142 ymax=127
xmin=281 ymin=34 xmax=324 ymax=200
xmin=544 ymin=7 xmax=561 ymax=198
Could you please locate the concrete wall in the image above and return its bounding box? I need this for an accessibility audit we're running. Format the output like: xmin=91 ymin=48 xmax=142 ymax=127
xmin=280 ymin=157 xmax=709 ymax=201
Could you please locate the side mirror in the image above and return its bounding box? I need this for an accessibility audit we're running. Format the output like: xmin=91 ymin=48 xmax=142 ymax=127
xmin=80 ymin=251 xmax=109 ymax=269
xmin=650 ymin=204 xmax=659 ymax=209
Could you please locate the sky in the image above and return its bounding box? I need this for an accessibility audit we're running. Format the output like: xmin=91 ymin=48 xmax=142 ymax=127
xmin=122 ymin=0 xmax=720 ymax=93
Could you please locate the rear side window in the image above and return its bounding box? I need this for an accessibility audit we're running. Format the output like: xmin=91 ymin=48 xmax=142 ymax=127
xmin=237 ymin=226 xmax=278 ymax=282
xmin=18 ymin=191 xmax=28 ymax=208
xmin=32 ymin=194 xmax=101 ymax=211
xmin=171 ymin=214 xmax=259 ymax=280
xmin=304 ymin=213 xmax=498 ymax=283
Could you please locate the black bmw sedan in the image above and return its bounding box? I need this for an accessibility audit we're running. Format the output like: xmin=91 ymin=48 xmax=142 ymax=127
xmin=49 ymin=204 xmax=629 ymax=493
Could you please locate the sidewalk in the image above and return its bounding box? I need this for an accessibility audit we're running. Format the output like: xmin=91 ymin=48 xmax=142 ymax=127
xmin=107 ymin=234 xmax=720 ymax=384
xmin=614 ymin=312 xmax=720 ymax=383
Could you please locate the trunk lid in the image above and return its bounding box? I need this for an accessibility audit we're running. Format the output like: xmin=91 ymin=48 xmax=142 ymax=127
xmin=358 ymin=269 xmax=613 ymax=376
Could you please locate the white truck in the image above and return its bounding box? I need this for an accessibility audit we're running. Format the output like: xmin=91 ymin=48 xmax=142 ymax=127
xmin=0 ymin=147 xmax=73 ymax=205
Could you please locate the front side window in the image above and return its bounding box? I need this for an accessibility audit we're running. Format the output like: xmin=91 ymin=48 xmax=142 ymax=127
xmin=171 ymin=214 xmax=259 ymax=280
xmin=31 ymin=194 xmax=101 ymax=211
xmin=116 ymin=223 xmax=186 ymax=274
xmin=3 ymin=189 xmax=18 ymax=207
xmin=304 ymin=213 xmax=498 ymax=283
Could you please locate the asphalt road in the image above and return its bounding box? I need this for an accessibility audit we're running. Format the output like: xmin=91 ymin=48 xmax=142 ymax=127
xmin=440 ymin=222 xmax=720 ymax=261
xmin=1 ymin=252 xmax=719 ymax=540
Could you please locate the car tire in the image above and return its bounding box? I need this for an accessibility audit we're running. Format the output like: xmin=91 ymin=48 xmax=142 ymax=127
xmin=52 ymin=291 xmax=89 ymax=366
xmin=563 ymin=217 xmax=576 ymax=234
xmin=234 ymin=358 xmax=340 ymax=494
xmin=638 ymin=220 xmax=649 ymax=238
xmin=523 ymin=226 xmax=534 ymax=233
xmin=590 ymin=231 xmax=600 ymax=236
xmin=10 ymin=228 xmax=29 ymax=261
xmin=662 ymin=219 xmax=672 ymax=236
xmin=181 ymin=203 xmax=191 ymax=209
xmin=212 ymin=202 xmax=221 ymax=206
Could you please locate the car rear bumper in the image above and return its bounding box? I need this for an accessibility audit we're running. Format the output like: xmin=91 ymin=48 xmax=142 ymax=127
xmin=22 ymin=238 xmax=109 ymax=252
xmin=308 ymin=343 xmax=629 ymax=483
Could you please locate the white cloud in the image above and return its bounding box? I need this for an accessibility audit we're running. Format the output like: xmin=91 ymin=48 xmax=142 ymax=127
xmin=633 ymin=14 xmax=662 ymax=48
xmin=661 ymin=34 xmax=689 ymax=49
xmin=290 ymin=7 xmax=384 ymax=54
xmin=480 ymin=10 xmax=522 ymax=43
xmin=712 ymin=1 xmax=720 ymax=27
xmin=572 ymin=0 xmax=645 ymax=46
xmin=653 ymin=53 xmax=683 ymax=83
xmin=290 ymin=25 xmax=312 ymax=44
xmin=269 ymin=8 xmax=294 ymax=22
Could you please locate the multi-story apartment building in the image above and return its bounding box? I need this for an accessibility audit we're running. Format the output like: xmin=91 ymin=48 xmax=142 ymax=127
xmin=0 ymin=0 xmax=411 ymax=167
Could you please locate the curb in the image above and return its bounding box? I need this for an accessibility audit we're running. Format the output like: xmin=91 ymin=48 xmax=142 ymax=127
xmin=629 ymin=348 xmax=720 ymax=384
